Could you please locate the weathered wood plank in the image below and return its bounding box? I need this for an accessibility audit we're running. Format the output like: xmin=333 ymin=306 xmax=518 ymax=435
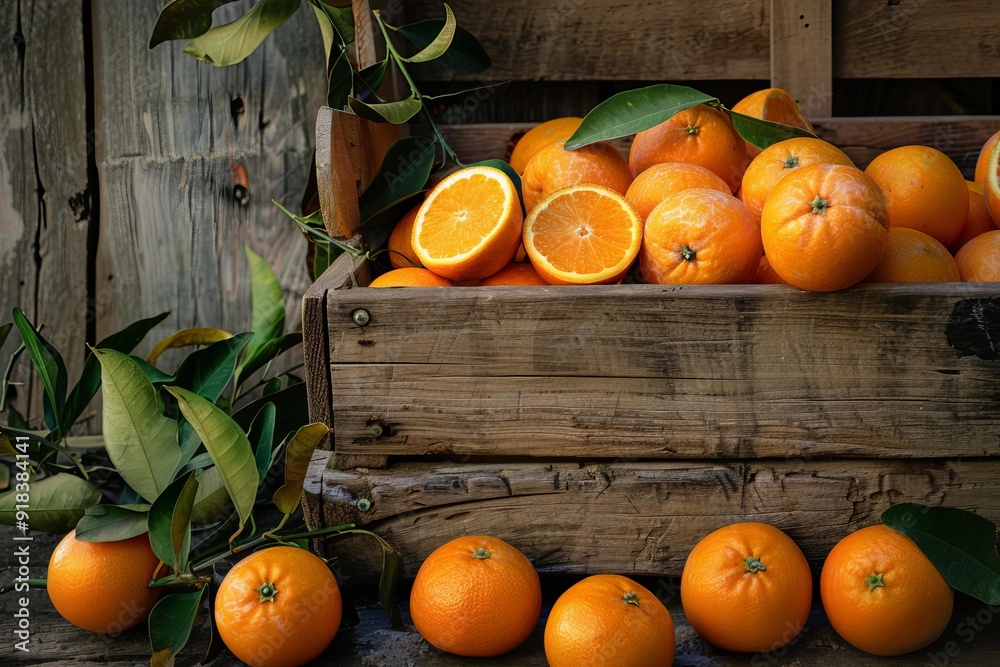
xmin=0 ymin=0 xmax=90 ymax=429
xmin=770 ymin=0 xmax=832 ymax=117
xmin=834 ymin=0 xmax=1000 ymax=79
xmin=404 ymin=0 xmax=772 ymax=81
xmin=92 ymin=1 xmax=324 ymax=364
xmin=322 ymin=282 xmax=1000 ymax=459
xmin=315 ymin=456 xmax=1000 ymax=578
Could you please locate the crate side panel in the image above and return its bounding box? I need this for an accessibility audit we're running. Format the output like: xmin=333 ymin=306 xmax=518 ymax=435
xmin=319 ymin=459 xmax=1000 ymax=577
xmin=326 ymin=285 xmax=1000 ymax=458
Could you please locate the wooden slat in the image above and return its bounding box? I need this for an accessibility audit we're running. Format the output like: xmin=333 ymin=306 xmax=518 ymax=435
xmin=770 ymin=0 xmax=832 ymax=117
xmin=312 ymin=455 xmax=1000 ymax=577
xmin=834 ymin=0 xmax=1000 ymax=79
xmin=92 ymin=1 xmax=324 ymax=359
xmin=323 ymin=281 xmax=1000 ymax=459
xmin=0 ymin=0 xmax=90 ymax=428
xmin=404 ymin=0 xmax=772 ymax=81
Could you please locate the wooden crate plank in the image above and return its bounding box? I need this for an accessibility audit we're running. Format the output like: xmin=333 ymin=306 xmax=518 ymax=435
xmin=834 ymin=0 xmax=1000 ymax=79
xmin=403 ymin=0 xmax=771 ymax=82
xmin=92 ymin=1 xmax=324 ymax=361
xmin=323 ymin=283 xmax=1000 ymax=459
xmin=316 ymin=459 xmax=1000 ymax=577
xmin=0 ymin=0 xmax=90 ymax=428
xmin=770 ymin=0 xmax=832 ymax=117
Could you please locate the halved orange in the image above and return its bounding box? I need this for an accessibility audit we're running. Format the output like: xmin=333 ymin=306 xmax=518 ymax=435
xmin=985 ymin=137 xmax=1000 ymax=226
xmin=732 ymin=88 xmax=815 ymax=161
xmin=523 ymin=185 xmax=642 ymax=285
xmin=412 ymin=166 xmax=523 ymax=282
xmin=975 ymin=130 xmax=1000 ymax=185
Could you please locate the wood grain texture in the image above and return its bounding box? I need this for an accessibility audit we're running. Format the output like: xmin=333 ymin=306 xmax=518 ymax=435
xmin=0 ymin=0 xmax=91 ymax=428
xmin=404 ymin=0 xmax=772 ymax=81
xmin=834 ymin=0 xmax=1000 ymax=79
xmin=321 ymin=281 xmax=1000 ymax=459
xmin=92 ymin=1 xmax=325 ymax=363
xmin=309 ymin=452 xmax=1000 ymax=577
xmin=770 ymin=0 xmax=832 ymax=116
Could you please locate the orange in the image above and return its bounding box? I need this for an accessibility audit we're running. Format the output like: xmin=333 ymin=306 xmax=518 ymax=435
xmin=949 ymin=182 xmax=998 ymax=253
xmin=974 ymin=129 xmax=1000 ymax=185
xmin=681 ymin=522 xmax=812 ymax=653
xmin=761 ymin=163 xmax=889 ymax=292
xmin=509 ymin=117 xmax=583 ymax=174
xmin=368 ymin=267 xmax=452 ymax=287
xmin=544 ymin=574 xmax=675 ymax=667
xmin=475 ymin=262 xmax=548 ymax=286
xmin=986 ymin=137 xmax=1000 ymax=225
xmin=387 ymin=204 xmax=422 ymax=269
xmin=411 ymin=165 xmax=522 ymax=281
xmin=214 ymin=546 xmax=341 ymax=667
xmin=864 ymin=145 xmax=969 ymax=247
xmin=640 ymin=188 xmax=762 ymax=285
xmin=864 ymin=228 xmax=959 ymax=283
xmin=410 ymin=535 xmax=541 ymax=657
xmin=740 ymin=137 xmax=854 ymax=219
xmin=955 ymin=229 xmax=1000 ymax=282
xmin=521 ymin=139 xmax=633 ymax=214
xmin=625 ymin=162 xmax=730 ymax=222
xmin=46 ymin=530 xmax=161 ymax=633
xmin=731 ymin=88 xmax=815 ymax=161
xmin=752 ymin=255 xmax=788 ymax=285
xmin=522 ymin=184 xmax=642 ymax=285
xmin=821 ymin=524 xmax=953 ymax=656
xmin=628 ymin=104 xmax=747 ymax=193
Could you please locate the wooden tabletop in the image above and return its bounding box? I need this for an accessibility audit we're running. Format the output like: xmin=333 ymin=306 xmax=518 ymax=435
xmin=2 ymin=525 xmax=998 ymax=666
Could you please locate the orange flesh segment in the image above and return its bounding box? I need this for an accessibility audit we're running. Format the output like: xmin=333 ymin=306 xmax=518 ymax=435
xmin=418 ymin=172 xmax=510 ymax=261
xmin=530 ymin=189 xmax=637 ymax=275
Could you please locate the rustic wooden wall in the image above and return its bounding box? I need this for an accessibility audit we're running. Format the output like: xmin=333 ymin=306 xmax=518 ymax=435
xmin=1 ymin=0 xmax=326 ymax=430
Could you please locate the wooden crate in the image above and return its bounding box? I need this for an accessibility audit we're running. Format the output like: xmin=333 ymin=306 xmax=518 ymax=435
xmin=303 ymin=0 xmax=1000 ymax=582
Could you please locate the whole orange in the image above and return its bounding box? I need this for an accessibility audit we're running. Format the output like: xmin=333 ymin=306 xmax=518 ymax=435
xmin=820 ymin=524 xmax=953 ymax=656
xmin=863 ymin=227 xmax=960 ymax=283
xmin=640 ymin=188 xmax=763 ymax=285
xmin=214 ymin=546 xmax=342 ymax=667
xmin=681 ymin=522 xmax=812 ymax=653
xmin=751 ymin=254 xmax=788 ymax=285
xmin=508 ymin=117 xmax=583 ymax=174
xmin=864 ymin=145 xmax=969 ymax=246
xmin=410 ymin=535 xmax=541 ymax=657
xmin=731 ymin=88 xmax=815 ymax=161
xmin=46 ymin=530 xmax=161 ymax=633
xmin=475 ymin=262 xmax=548 ymax=286
xmin=625 ymin=162 xmax=730 ymax=222
xmin=955 ymin=229 xmax=1000 ymax=282
xmin=369 ymin=267 xmax=453 ymax=287
xmin=740 ymin=137 xmax=854 ymax=219
xmin=544 ymin=574 xmax=675 ymax=667
xmin=974 ymin=129 xmax=1000 ymax=185
xmin=949 ymin=182 xmax=998 ymax=254
xmin=628 ymin=104 xmax=746 ymax=193
xmin=521 ymin=139 xmax=633 ymax=214
xmin=761 ymin=163 xmax=889 ymax=291
xmin=387 ymin=204 xmax=423 ymax=269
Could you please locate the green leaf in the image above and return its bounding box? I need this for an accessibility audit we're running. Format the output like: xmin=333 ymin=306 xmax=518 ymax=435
xmin=241 ymin=248 xmax=285 ymax=377
xmin=564 ymin=84 xmax=718 ymax=150
xmin=359 ymin=136 xmax=436 ymax=223
xmin=183 ymin=0 xmax=300 ymax=66
xmin=357 ymin=58 xmax=389 ymax=93
xmin=379 ymin=541 xmax=403 ymax=630
xmin=0 ymin=462 xmax=8 ymax=490
xmin=189 ymin=466 xmax=230 ymax=525
xmin=348 ymin=95 xmax=423 ymax=125
xmin=129 ymin=355 xmax=176 ymax=385
xmin=425 ymin=81 xmax=510 ymax=113
xmin=173 ymin=332 xmax=252 ymax=402
xmin=166 ymin=387 xmax=258 ymax=532
xmin=0 ymin=473 xmax=101 ymax=533
xmin=95 ymin=349 xmax=180 ymax=503
xmin=312 ymin=0 xmax=354 ymax=45
xmin=396 ymin=19 xmax=490 ymax=74
xmin=273 ymin=423 xmax=330 ymax=515
xmin=398 ymin=3 xmax=455 ymax=63
xmin=231 ymin=381 xmax=308 ymax=443
xmin=357 ymin=191 xmax=425 ymax=255
xmin=189 ymin=511 xmax=240 ymax=563
xmin=149 ymin=472 xmax=199 ymax=572
xmin=235 ymin=333 xmax=301 ymax=392
xmin=64 ymin=313 xmax=170 ymax=427
xmin=0 ymin=323 xmax=12 ymax=351
xmin=310 ymin=1 xmax=335 ymax=68
xmin=262 ymin=376 xmax=283 ymax=396
xmin=882 ymin=503 xmax=1000 ymax=605
xmin=0 ymin=340 xmax=25 ymax=413
xmin=147 ymin=327 xmax=233 ymax=366
xmin=149 ymin=0 xmax=240 ymax=47
xmin=313 ymin=240 xmax=340 ymax=280
xmin=728 ymin=111 xmax=817 ymax=151
xmin=75 ymin=504 xmax=150 ymax=542
xmin=149 ymin=588 xmax=207 ymax=661
xmin=12 ymin=308 xmax=67 ymax=435
xmin=327 ymin=48 xmax=353 ymax=110
xmin=248 ymin=402 xmax=276 ymax=484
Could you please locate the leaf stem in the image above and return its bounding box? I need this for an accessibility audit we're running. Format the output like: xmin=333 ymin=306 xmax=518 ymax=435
xmin=0 ymin=578 xmax=45 ymax=595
